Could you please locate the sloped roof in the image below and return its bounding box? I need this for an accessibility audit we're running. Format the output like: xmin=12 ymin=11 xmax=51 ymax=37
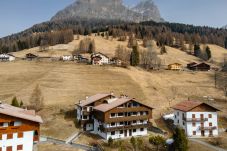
xmin=172 ymin=101 xmax=219 ymax=112
xmin=94 ymin=97 xmax=154 ymax=112
xmin=0 ymin=103 xmax=43 ymax=123
xmin=78 ymin=93 xmax=114 ymax=107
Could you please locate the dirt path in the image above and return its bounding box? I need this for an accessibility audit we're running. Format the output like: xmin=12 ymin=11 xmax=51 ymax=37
xmin=189 ymin=138 xmax=227 ymax=151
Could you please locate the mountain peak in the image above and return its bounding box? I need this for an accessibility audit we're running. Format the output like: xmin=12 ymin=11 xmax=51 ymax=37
xmin=51 ymin=0 xmax=163 ymax=22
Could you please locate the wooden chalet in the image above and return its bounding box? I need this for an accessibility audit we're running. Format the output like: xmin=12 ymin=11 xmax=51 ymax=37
xmin=0 ymin=103 xmax=43 ymax=150
xmin=76 ymin=93 xmax=154 ymax=140
xmin=25 ymin=53 xmax=39 ymax=61
xmin=168 ymin=63 xmax=183 ymax=70
xmin=187 ymin=62 xmax=211 ymax=71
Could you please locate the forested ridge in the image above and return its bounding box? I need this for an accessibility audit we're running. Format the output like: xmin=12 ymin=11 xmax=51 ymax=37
xmin=0 ymin=18 xmax=227 ymax=53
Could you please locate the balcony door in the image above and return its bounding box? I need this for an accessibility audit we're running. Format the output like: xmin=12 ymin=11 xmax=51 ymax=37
xmin=209 ymin=130 xmax=213 ymax=136
xmin=129 ymin=129 xmax=132 ymax=136
xmin=201 ymin=130 xmax=205 ymax=136
xmin=124 ymin=130 xmax=127 ymax=137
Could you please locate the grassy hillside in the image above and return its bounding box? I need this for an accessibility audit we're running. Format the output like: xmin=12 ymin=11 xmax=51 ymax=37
xmin=12 ymin=35 xmax=227 ymax=67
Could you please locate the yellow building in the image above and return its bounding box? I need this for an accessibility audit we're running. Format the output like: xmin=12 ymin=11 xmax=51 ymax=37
xmin=168 ymin=63 xmax=183 ymax=70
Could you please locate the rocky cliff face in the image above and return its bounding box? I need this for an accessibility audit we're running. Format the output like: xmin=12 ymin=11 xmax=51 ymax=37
xmin=51 ymin=0 xmax=163 ymax=22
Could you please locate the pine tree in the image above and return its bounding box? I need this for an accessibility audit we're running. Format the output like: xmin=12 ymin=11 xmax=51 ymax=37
xmin=130 ymin=136 xmax=137 ymax=151
xmin=194 ymin=44 xmax=201 ymax=57
xmin=20 ymin=101 xmax=24 ymax=107
xmin=149 ymin=135 xmax=166 ymax=151
xmin=173 ymin=127 xmax=188 ymax=151
xmin=160 ymin=46 xmax=167 ymax=54
xmin=11 ymin=97 xmax=19 ymax=107
xmin=205 ymin=46 xmax=212 ymax=60
xmin=130 ymin=45 xmax=140 ymax=66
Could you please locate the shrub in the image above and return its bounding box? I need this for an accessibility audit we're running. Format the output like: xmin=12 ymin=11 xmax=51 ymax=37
xmin=108 ymin=137 xmax=113 ymax=147
xmin=149 ymin=135 xmax=166 ymax=151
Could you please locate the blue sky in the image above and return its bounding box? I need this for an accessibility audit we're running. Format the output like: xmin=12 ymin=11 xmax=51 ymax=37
xmin=0 ymin=0 xmax=227 ymax=38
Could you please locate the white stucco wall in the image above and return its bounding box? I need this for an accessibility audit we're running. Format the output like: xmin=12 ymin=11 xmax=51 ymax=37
xmin=174 ymin=110 xmax=218 ymax=137
xmin=0 ymin=131 xmax=34 ymax=151
xmin=186 ymin=112 xmax=218 ymax=137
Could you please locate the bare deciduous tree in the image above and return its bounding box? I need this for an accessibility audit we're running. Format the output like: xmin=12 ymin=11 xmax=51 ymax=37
xmin=29 ymin=84 xmax=44 ymax=111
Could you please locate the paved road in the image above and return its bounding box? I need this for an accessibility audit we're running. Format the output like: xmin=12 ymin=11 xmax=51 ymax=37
xmin=189 ymin=138 xmax=227 ymax=151
xmin=65 ymin=131 xmax=82 ymax=144
xmin=40 ymin=136 xmax=97 ymax=151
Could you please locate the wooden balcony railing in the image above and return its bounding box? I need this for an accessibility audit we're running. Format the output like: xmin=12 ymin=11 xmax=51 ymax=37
xmin=106 ymin=115 xmax=149 ymax=123
xmin=100 ymin=123 xmax=151 ymax=132
xmin=199 ymin=126 xmax=217 ymax=130
xmin=183 ymin=118 xmax=208 ymax=122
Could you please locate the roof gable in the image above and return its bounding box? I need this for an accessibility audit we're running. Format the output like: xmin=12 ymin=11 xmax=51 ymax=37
xmin=0 ymin=103 xmax=43 ymax=123
xmin=94 ymin=98 xmax=154 ymax=112
xmin=78 ymin=93 xmax=114 ymax=107
xmin=172 ymin=101 xmax=219 ymax=112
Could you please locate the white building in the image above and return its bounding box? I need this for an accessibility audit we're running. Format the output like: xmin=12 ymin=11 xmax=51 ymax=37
xmin=0 ymin=54 xmax=16 ymax=62
xmin=172 ymin=100 xmax=219 ymax=137
xmin=91 ymin=52 xmax=109 ymax=65
xmin=76 ymin=93 xmax=153 ymax=140
xmin=0 ymin=103 xmax=43 ymax=151
xmin=62 ymin=55 xmax=72 ymax=61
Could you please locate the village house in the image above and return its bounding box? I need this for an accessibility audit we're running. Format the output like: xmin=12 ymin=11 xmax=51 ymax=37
xmin=0 ymin=54 xmax=15 ymax=62
xmin=61 ymin=55 xmax=72 ymax=61
xmin=0 ymin=102 xmax=43 ymax=151
xmin=91 ymin=52 xmax=109 ymax=65
xmin=172 ymin=100 xmax=219 ymax=137
xmin=187 ymin=62 xmax=211 ymax=71
xmin=25 ymin=53 xmax=39 ymax=61
xmin=76 ymin=93 xmax=153 ymax=140
xmin=168 ymin=63 xmax=183 ymax=71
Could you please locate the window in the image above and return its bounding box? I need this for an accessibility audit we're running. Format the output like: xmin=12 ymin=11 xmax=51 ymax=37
xmin=111 ymin=113 xmax=115 ymax=117
xmin=209 ymin=123 xmax=213 ymax=127
xmin=140 ymin=120 xmax=143 ymax=123
xmin=133 ymin=129 xmax=136 ymax=132
xmin=177 ymin=112 xmax=179 ymax=116
xmin=111 ymin=131 xmax=115 ymax=135
xmin=120 ymin=122 xmax=124 ymax=125
xmin=120 ymin=130 xmax=123 ymax=134
xmin=7 ymin=134 xmax=13 ymax=139
xmin=193 ymin=131 xmax=196 ymax=135
xmin=200 ymin=114 xmax=204 ymax=119
xmin=111 ymin=123 xmax=115 ymax=126
xmin=140 ymin=128 xmax=144 ymax=131
xmin=9 ymin=121 xmax=14 ymax=126
xmin=174 ymin=115 xmax=176 ymax=118
xmin=209 ymin=114 xmax=212 ymax=118
xmin=132 ymin=112 xmax=137 ymax=116
xmin=177 ymin=120 xmax=179 ymax=124
xmin=133 ymin=120 xmax=136 ymax=124
xmin=83 ymin=115 xmax=87 ymax=120
xmin=145 ymin=111 xmax=149 ymax=115
xmin=192 ymin=114 xmax=195 ymax=118
xmin=0 ymin=123 xmax=3 ymax=127
xmin=17 ymin=145 xmax=23 ymax=150
xmin=6 ymin=146 xmax=12 ymax=151
xmin=14 ymin=121 xmax=22 ymax=127
xmin=183 ymin=122 xmax=185 ymax=126
xmin=192 ymin=122 xmax=196 ymax=127
xmin=118 ymin=113 xmax=124 ymax=117
xmin=140 ymin=111 xmax=143 ymax=115
xmin=18 ymin=132 xmax=23 ymax=138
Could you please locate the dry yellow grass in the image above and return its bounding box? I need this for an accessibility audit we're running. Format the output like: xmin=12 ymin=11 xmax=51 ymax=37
xmin=37 ymin=143 xmax=83 ymax=151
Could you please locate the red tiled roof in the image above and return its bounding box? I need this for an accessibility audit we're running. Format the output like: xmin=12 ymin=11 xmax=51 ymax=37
xmin=172 ymin=100 xmax=219 ymax=112
xmin=78 ymin=93 xmax=114 ymax=107
xmin=0 ymin=103 xmax=43 ymax=123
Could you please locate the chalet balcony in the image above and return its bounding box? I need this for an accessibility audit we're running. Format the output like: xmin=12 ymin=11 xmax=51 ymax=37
xmin=183 ymin=118 xmax=208 ymax=122
xmin=199 ymin=126 xmax=217 ymax=130
xmin=107 ymin=115 xmax=149 ymax=123
xmin=100 ymin=123 xmax=152 ymax=132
